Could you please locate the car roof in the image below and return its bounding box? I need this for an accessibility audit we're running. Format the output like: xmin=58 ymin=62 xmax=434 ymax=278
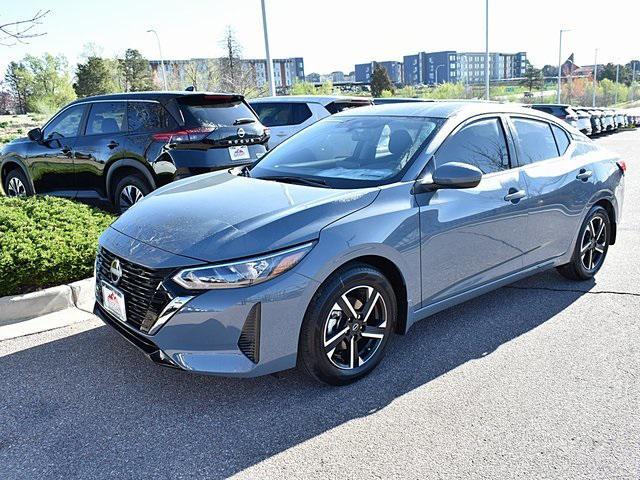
xmin=249 ymin=95 xmax=373 ymax=106
xmin=531 ymin=103 xmax=570 ymax=107
xmin=66 ymin=91 xmax=243 ymax=105
xmin=335 ymin=101 xmax=556 ymax=120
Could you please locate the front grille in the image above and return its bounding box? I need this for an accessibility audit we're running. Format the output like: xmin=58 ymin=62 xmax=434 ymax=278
xmin=96 ymin=248 xmax=172 ymax=332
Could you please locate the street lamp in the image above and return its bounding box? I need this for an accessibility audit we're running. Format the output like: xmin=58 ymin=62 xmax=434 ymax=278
xmin=435 ymin=64 xmax=445 ymax=85
xmin=260 ymin=0 xmax=276 ymax=96
xmin=557 ymin=29 xmax=571 ymax=103
xmin=147 ymin=29 xmax=167 ymax=91
xmin=484 ymin=0 xmax=489 ymax=100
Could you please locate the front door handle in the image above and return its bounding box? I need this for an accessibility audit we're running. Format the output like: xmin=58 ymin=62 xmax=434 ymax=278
xmin=576 ymin=169 xmax=593 ymax=181
xmin=61 ymin=146 xmax=73 ymax=157
xmin=107 ymin=140 xmax=119 ymax=149
xmin=504 ymin=188 xmax=526 ymax=203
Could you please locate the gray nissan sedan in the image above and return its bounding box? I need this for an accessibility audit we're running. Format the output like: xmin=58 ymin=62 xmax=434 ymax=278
xmin=94 ymin=102 xmax=625 ymax=385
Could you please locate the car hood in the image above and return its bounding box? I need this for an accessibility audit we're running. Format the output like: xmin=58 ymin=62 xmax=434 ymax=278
xmin=110 ymin=171 xmax=379 ymax=263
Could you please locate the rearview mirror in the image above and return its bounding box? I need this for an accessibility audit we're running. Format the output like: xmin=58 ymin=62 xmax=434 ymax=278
xmin=27 ymin=128 xmax=43 ymax=142
xmin=416 ymin=162 xmax=482 ymax=193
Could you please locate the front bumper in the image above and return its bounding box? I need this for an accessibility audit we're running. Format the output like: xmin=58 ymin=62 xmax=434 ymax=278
xmin=95 ymin=227 xmax=319 ymax=377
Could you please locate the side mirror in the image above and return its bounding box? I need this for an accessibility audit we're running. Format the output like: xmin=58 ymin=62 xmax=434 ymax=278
xmin=416 ymin=162 xmax=482 ymax=193
xmin=28 ymin=128 xmax=43 ymax=142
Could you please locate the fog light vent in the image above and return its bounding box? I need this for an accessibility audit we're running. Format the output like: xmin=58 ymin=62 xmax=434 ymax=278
xmin=238 ymin=303 xmax=261 ymax=364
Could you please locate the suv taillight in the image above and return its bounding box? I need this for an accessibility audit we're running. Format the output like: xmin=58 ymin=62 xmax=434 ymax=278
xmin=153 ymin=128 xmax=211 ymax=143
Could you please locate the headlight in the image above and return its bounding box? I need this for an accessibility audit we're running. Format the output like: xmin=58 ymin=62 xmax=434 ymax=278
xmin=172 ymin=242 xmax=314 ymax=290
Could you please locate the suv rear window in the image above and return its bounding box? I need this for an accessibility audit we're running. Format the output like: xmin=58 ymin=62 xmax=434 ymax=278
xmin=251 ymin=102 xmax=312 ymax=127
xmin=178 ymin=96 xmax=257 ymax=128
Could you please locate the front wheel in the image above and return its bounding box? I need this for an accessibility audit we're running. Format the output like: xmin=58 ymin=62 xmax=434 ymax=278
xmin=113 ymin=174 xmax=150 ymax=214
xmin=557 ymin=205 xmax=610 ymax=281
xmin=3 ymin=169 xmax=33 ymax=197
xmin=298 ymin=264 xmax=397 ymax=385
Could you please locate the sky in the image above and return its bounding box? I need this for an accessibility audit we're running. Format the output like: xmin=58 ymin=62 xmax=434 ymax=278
xmin=1 ymin=0 xmax=638 ymax=78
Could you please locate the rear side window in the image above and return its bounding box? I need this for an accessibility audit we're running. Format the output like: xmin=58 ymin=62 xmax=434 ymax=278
xmin=128 ymin=102 xmax=176 ymax=132
xmin=551 ymin=124 xmax=570 ymax=155
xmin=436 ymin=118 xmax=510 ymax=174
xmin=512 ymin=118 xmax=559 ymax=165
xmin=178 ymin=96 xmax=257 ymax=128
xmin=251 ymin=102 xmax=312 ymax=127
xmin=86 ymin=102 xmax=126 ymax=135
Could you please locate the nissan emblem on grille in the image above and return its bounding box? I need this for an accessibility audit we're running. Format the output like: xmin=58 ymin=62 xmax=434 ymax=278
xmin=237 ymin=127 xmax=245 ymax=138
xmin=109 ymin=258 xmax=122 ymax=285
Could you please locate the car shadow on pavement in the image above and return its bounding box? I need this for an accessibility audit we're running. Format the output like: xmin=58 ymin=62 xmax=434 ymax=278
xmin=0 ymin=270 xmax=594 ymax=479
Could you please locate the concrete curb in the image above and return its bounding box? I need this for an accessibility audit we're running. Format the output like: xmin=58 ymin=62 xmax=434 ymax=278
xmin=0 ymin=277 xmax=95 ymax=326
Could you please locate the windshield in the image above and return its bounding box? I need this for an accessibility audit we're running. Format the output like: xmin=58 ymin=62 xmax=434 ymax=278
xmin=250 ymin=115 xmax=442 ymax=188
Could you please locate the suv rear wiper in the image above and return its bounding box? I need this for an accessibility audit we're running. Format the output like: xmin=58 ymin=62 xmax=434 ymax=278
xmin=260 ymin=176 xmax=329 ymax=188
xmin=233 ymin=118 xmax=256 ymax=125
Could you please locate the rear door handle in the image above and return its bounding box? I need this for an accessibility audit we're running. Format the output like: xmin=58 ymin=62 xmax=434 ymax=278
xmin=504 ymin=188 xmax=526 ymax=203
xmin=107 ymin=141 xmax=119 ymax=149
xmin=61 ymin=146 xmax=73 ymax=157
xmin=576 ymin=169 xmax=592 ymax=181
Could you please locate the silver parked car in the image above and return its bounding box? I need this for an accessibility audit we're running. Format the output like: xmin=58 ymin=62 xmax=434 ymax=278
xmin=94 ymin=102 xmax=625 ymax=385
xmin=250 ymin=95 xmax=372 ymax=148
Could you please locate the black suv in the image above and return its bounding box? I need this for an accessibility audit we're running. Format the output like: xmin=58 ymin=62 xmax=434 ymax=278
xmin=0 ymin=92 xmax=269 ymax=212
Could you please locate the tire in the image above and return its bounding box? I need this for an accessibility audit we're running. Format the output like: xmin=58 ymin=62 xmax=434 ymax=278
xmin=298 ymin=264 xmax=397 ymax=386
xmin=3 ymin=168 xmax=33 ymax=197
xmin=113 ymin=174 xmax=150 ymax=214
xmin=557 ymin=205 xmax=610 ymax=281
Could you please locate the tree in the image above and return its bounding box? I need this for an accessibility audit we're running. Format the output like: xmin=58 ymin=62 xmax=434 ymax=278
xmin=541 ymin=65 xmax=558 ymax=78
xmin=183 ymin=59 xmax=219 ymax=91
xmin=117 ymin=49 xmax=154 ymax=92
xmin=0 ymin=10 xmax=49 ymax=46
xmin=370 ymin=63 xmax=393 ymax=97
xmin=24 ymin=53 xmax=76 ymax=112
xmin=4 ymin=62 xmax=33 ymax=113
xmin=521 ymin=65 xmax=543 ymax=92
xmin=74 ymin=56 xmax=116 ymax=97
xmin=217 ymin=26 xmax=260 ymax=96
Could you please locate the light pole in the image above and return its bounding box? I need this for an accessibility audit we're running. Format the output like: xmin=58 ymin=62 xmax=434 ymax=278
xmin=592 ymin=48 xmax=598 ymax=107
xmin=484 ymin=0 xmax=490 ymax=100
xmin=147 ymin=29 xmax=167 ymax=91
xmin=260 ymin=0 xmax=276 ymax=96
xmin=435 ymin=64 xmax=445 ymax=85
xmin=557 ymin=29 xmax=571 ymax=103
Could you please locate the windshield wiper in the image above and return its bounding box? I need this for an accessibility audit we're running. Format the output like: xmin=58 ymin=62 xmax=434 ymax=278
xmin=233 ymin=118 xmax=256 ymax=125
xmin=260 ymin=176 xmax=329 ymax=188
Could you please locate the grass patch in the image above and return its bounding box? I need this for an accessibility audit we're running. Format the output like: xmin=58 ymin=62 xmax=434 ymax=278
xmin=0 ymin=196 xmax=114 ymax=297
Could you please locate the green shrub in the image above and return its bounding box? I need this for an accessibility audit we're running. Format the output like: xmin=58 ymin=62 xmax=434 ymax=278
xmin=0 ymin=196 xmax=114 ymax=296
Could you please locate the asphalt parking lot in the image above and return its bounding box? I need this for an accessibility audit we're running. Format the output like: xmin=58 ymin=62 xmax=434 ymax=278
xmin=1 ymin=130 xmax=638 ymax=479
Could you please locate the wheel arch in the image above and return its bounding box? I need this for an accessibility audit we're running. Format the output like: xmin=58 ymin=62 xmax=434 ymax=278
xmin=314 ymin=255 xmax=409 ymax=336
xmin=105 ymin=159 xmax=157 ymax=202
xmin=593 ymin=198 xmax=617 ymax=245
xmin=0 ymin=157 xmax=33 ymax=194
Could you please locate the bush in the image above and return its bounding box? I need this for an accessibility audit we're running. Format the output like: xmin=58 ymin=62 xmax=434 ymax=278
xmin=0 ymin=196 xmax=114 ymax=296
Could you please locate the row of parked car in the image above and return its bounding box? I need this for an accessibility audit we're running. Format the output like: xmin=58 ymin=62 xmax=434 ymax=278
xmin=0 ymin=91 xmax=635 ymax=214
xmin=530 ymin=104 xmax=639 ymax=137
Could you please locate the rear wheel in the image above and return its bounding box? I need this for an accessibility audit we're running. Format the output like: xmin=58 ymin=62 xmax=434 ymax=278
xmin=3 ymin=169 xmax=33 ymax=197
xmin=299 ymin=264 xmax=397 ymax=385
xmin=557 ymin=205 xmax=610 ymax=281
xmin=113 ymin=174 xmax=150 ymax=214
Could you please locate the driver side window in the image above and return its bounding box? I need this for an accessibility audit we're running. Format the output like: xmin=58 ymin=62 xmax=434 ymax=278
xmin=436 ymin=118 xmax=510 ymax=174
xmin=43 ymin=104 xmax=86 ymax=139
